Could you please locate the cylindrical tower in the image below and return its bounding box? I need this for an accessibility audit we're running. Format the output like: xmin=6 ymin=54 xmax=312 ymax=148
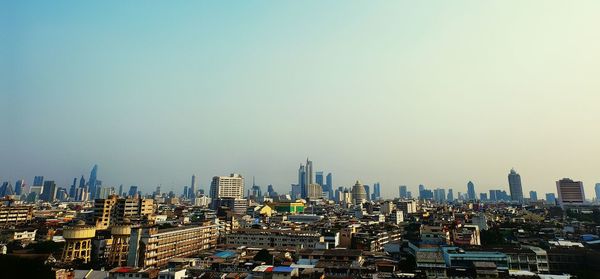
xmin=108 ymin=224 xmax=132 ymax=267
xmin=62 ymin=220 xmax=96 ymax=263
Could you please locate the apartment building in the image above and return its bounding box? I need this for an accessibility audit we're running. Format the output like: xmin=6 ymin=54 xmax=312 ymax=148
xmin=225 ymin=228 xmax=323 ymax=249
xmin=0 ymin=205 xmax=33 ymax=227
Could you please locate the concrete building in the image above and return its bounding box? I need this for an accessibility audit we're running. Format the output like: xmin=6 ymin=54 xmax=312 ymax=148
xmin=129 ymin=222 xmax=218 ymax=268
xmin=94 ymin=196 xmax=155 ymax=229
xmin=225 ymin=228 xmax=323 ymax=249
xmin=508 ymin=168 xmax=524 ymax=203
xmin=209 ymin=173 xmax=244 ymax=200
xmin=0 ymin=205 xmax=33 ymax=227
xmin=556 ymin=178 xmax=585 ymax=205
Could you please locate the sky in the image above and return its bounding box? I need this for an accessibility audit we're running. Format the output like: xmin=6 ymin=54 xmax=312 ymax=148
xmin=2 ymin=1 xmax=600 ymax=198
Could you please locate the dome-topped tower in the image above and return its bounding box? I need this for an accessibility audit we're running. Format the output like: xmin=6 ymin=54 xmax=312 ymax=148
xmin=351 ymin=180 xmax=367 ymax=205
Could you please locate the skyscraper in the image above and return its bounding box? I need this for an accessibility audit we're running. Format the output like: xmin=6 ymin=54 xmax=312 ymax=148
xmin=33 ymin=176 xmax=44 ymax=187
xmin=190 ymin=174 xmax=197 ymax=199
xmin=372 ymin=182 xmax=381 ymax=200
xmin=508 ymin=168 xmax=524 ymax=203
xmin=30 ymin=176 xmax=44 ymax=197
xmin=447 ymin=188 xmax=454 ymax=202
xmin=595 ymin=183 xmax=600 ymax=202
xmin=399 ymin=185 xmax=407 ymax=199
xmin=315 ymin=172 xmax=324 ymax=186
xmin=325 ymin=173 xmax=333 ymax=198
xmin=88 ymin=164 xmax=99 ymax=199
xmin=209 ymin=173 xmax=244 ymax=199
xmin=364 ymin=185 xmax=370 ymax=201
xmin=128 ymin=186 xmax=138 ymax=197
xmin=41 ymin=181 xmax=57 ymax=202
xmin=14 ymin=179 xmax=25 ymax=196
xmin=69 ymin=178 xmax=77 ymax=198
xmin=529 ymin=191 xmax=538 ymax=201
xmin=556 ymin=178 xmax=585 ymax=205
xmin=467 ymin=181 xmax=476 ymax=201
xmin=305 ymin=158 xmax=313 ymax=185
xmin=298 ymin=164 xmax=306 ymax=198
xmin=545 ymin=193 xmax=557 ymax=204
xmin=433 ymin=188 xmax=446 ymax=203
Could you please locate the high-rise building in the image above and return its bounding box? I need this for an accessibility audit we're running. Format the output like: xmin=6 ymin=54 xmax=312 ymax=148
xmin=190 ymin=174 xmax=197 ymax=199
xmin=118 ymin=184 xmax=123 ymax=197
xmin=399 ymin=185 xmax=407 ymax=199
xmin=467 ymin=181 xmax=476 ymax=201
xmin=545 ymin=193 xmax=557 ymax=204
xmin=433 ymin=188 xmax=446 ymax=203
xmin=595 ymin=183 xmax=600 ymax=202
xmin=325 ymin=173 xmax=333 ymax=198
xmin=556 ymin=178 xmax=585 ymax=205
xmin=307 ymin=183 xmax=323 ymax=199
xmin=364 ymin=185 xmax=370 ymax=201
xmin=128 ymin=186 xmax=138 ymax=197
xmin=30 ymin=176 xmax=44 ymax=197
xmin=69 ymin=178 xmax=77 ymax=198
xmin=41 ymin=181 xmax=57 ymax=202
xmin=305 ymin=158 xmax=313 ymax=185
xmin=267 ymin=184 xmax=277 ymax=197
xmin=291 ymin=184 xmax=301 ymax=199
xmin=210 ymin=173 xmax=244 ymax=200
xmin=351 ymin=180 xmax=367 ymax=205
xmin=372 ymin=182 xmax=381 ymax=200
xmin=15 ymin=180 xmax=25 ymax=196
xmin=508 ymin=168 xmax=524 ymax=203
xmin=480 ymin=193 xmax=488 ymax=201
xmin=315 ymin=172 xmax=324 ymax=186
xmin=298 ymin=165 xmax=306 ymax=198
xmin=529 ymin=191 xmax=538 ymax=201
xmin=250 ymin=177 xmax=262 ymax=199
xmin=447 ymin=188 xmax=454 ymax=202
xmin=33 ymin=176 xmax=44 ymax=187
xmin=88 ymin=164 xmax=99 ymax=199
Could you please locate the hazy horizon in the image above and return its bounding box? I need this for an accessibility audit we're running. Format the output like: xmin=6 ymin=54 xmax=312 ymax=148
xmin=3 ymin=1 xmax=600 ymax=198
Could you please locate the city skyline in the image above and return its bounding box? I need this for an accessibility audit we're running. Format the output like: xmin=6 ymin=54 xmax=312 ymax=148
xmin=2 ymin=162 xmax=599 ymax=200
xmin=4 ymin=1 xmax=600 ymax=198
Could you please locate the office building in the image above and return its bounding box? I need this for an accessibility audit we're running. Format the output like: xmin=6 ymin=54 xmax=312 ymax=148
xmin=447 ymin=189 xmax=454 ymax=202
xmin=209 ymin=173 xmax=244 ymax=200
xmin=89 ymin=164 xmax=99 ymax=199
xmin=546 ymin=193 xmax=557 ymax=204
xmin=467 ymin=181 xmax=476 ymax=201
xmin=556 ymin=178 xmax=585 ymax=205
xmin=325 ymin=173 xmax=333 ymax=198
xmin=306 ymin=183 xmax=323 ymax=200
xmin=433 ymin=188 xmax=446 ymax=203
xmin=595 ymin=183 xmax=600 ymax=202
xmin=14 ymin=179 xmax=25 ymax=196
xmin=508 ymin=168 xmax=524 ymax=203
xmin=41 ymin=180 xmax=57 ymax=202
xmin=315 ymin=171 xmax=324 ymax=186
xmin=372 ymin=182 xmax=381 ymax=200
xmin=128 ymin=186 xmax=138 ymax=197
xmin=189 ymin=174 xmax=197 ymax=199
xmin=530 ymin=191 xmax=538 ymax=201
xmin=399 ymin=185 xmax=407 ymax=199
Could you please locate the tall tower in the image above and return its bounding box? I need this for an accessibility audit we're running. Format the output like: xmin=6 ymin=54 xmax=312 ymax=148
xmin=89 ymin=164 xmax=99 ymax=199
xmin=62 ymin=220 xmax=96 ymax=263
xmin=190 ymin=174 xmax=197 ymax=199
xmin=508 ymin=168 xmax=524 ymax=203
xmin=305 ymin=158 xmax=313 ymax=185
xmin=298 ymin=164 xmax=306 ymax=198
xmin=108 ymin=223 xmax=132 ymax=267
xmin=467 ymin=181 xmax=476 ymax=201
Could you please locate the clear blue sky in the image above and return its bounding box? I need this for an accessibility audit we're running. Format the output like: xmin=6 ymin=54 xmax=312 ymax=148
xmin=2 ymin=1 xmax=600 ymax=198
